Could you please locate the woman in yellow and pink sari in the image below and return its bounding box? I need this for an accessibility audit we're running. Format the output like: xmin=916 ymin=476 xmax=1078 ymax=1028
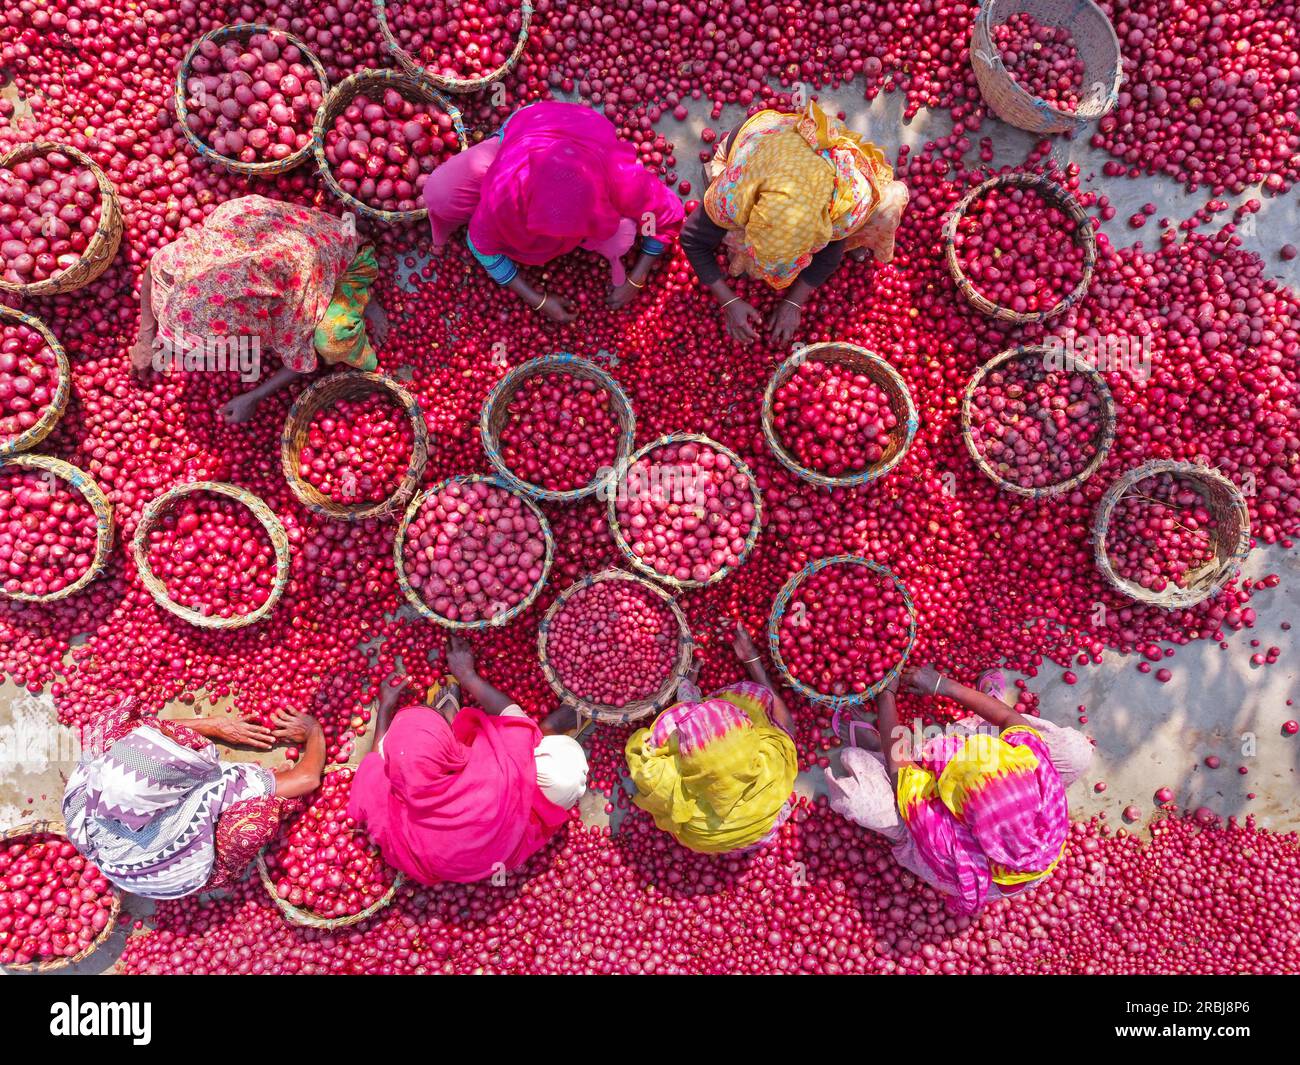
xmin=681 ymin=100 xmax=909 ymax=345
xmin=825 ymin=664 xmax=1093 ymax=914
xmin=625 ymin=624 xmax=799 ymax=855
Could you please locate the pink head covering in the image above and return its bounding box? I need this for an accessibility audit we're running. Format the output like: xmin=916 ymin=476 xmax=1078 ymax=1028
xmin=348 ymin=706 xmax=569 ymax=885
xmin=436 ymin=102 xmax=682 ymax=281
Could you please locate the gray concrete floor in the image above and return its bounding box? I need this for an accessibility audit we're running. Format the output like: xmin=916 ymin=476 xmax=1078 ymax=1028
xmin=2 ymin=75 xmax=1298 ymax=974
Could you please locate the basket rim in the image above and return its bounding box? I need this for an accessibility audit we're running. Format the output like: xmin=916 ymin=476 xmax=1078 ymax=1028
xmin=1091 ymin=460 xmax=1252 ymax=610
xmin=0 ymin=141 xmax=122 ymax=298
xmin=174 ymin=23 xmax=330 ymax=177
xmin=536 ymin=567 xmax=694 ymax=724
xmin=130 ymin=480 xmax=291 ymax=629
xmin=760 ymin=341 xmax=919 ymax=488
xmin=0 ymin=304 xmax=72 ymax=457
xmin=942 ymin=170 xmax=1097 ymax=325
xmin=255 ymin=764 xmax=403 ymax=929
xmin=311 ymin=67 xmax=468 ymax=225
xmin=971 ymin=0 xmax=1123 ymax=129
xmin=479 ymin=353 xmax=636 ymax=503
xmin=959 ymin=342 xmax=1117 ymax=499
xmin=374 ymin=0 xmax=534 ymax=94
xmin=280 ymin=369 xmax=430 ymax=521
xmin=766 ymin=555 xmax=918 ymax=706
xmin=0 ymin=818 xmax=123 ymax=973
xmin=605 ymin=431 xmax=763 ymax=591
xmin=0 ymin=453 xmax=115 ymax=603
xmin=393 ymin=472 xmax=555 ymax=630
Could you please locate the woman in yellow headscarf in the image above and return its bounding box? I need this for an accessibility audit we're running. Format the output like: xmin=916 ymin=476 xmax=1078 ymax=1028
xmin=681 ymin=100 xmax=909 ymax=345
xmin=625 ymin=623 xmax=799 ymax=855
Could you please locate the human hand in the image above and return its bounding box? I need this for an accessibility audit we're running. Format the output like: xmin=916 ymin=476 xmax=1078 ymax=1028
xmin=447 ymin=635 xmax=476 ymax=682
xmin=364 ymin=300 xmax=390 ymax=348
xmin=211 ymin=718 xmax=277 ymax=750
xmin=271 ymin=710 xmax=322 ymax=744
xmin=722 ymin=298 xmax=761 ymax=344
xmin=377 ymin=673 xmax=412 ymax=715
xmin=606 ymin=279 xmax=644 ymax=310
xmin=129 ymin=331 xmax=159 ymax=383
xmin=535 ymin=293 xmax=577 ymax=323
xmin=220 ymin=393 xmax=259 ymax=424
xmin=767 ymin=299 xmax=802 ymax=346
xmin=732 ymin=622 xmax=760 ymax=664
xmin=901 ymin=663 xmax=944 ymax=697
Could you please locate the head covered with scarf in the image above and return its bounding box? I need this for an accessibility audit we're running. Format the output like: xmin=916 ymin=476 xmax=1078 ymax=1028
xmin=625 ymin=681 xmax=798 ymax=854
xmin=702 ymin=100 xmax=908 ymax=289
xmin=348 ymin=705 xmax=571 ymax=885
xmin=62 ymin=705 xmax=274 ymax=900
xmin=895 ymin=725 xmax=1070 ymax=913
xmin=424 ymin=101 xmax=684 ymax=286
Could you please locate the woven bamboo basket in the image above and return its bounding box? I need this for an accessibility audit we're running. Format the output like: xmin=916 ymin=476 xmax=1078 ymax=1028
xmin=943 ymin=171 xmax=1097 ymax=325
xmin=761 ymin=342 xmax=918 ymax=488
xmin=0 ymin=454 xmax=115 ymax=603
xmin=0 ymin=143 xmax=123 ymax=298
xmin=256 ymin=765 xmax=403 ymax=929
xmin=767 ymin=555 xmax=918 ymax=706
xmin=480 ymin=353 xmax=636 ymax=503
xmin=1092 ymin=461 xmax=1252 ymax=610
xmin=312 ymin=68 xmax=468 ymax=225
xmin=960 ymin=343 xmax=1116 ymax=499
xmin=970 ymin=0 xmax=1122 ymax=134
xmin=394 ymin=473 xmax=555 ymax=630
xmin=131 ymin=481 xmax=291 ymax=629
xmin=0 ymin=304 xmax=71 ymax=457
xmin=175 ymin=24 xmax=330 ymax=178
xmin=606 ymin=432 xmax=763 ymax=591
xmin=0 ymin=819 xmax=122 ymax=973
xmin=281 ymin=370 xmax=429 ymax=521
xmin=537 ymin=568 xmax=694 ymax=726
xmin=374 ymin=0 xmax=534 ymax=94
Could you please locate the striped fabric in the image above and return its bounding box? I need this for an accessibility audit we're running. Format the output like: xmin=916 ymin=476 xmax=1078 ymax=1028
xmin=467 ymin=233 xmax=520 ymax=285
xmin=63 ymin=723 xmax=273 ymax=900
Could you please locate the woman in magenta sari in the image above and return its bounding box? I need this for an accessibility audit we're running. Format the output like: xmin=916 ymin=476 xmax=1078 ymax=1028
xmin=824 ymin=664 xmax=1092 ymax=914
xmin=422 ymin=102 xmax=684 ymax=324
xmin=348 ymin=637 xmax=589 ymax=885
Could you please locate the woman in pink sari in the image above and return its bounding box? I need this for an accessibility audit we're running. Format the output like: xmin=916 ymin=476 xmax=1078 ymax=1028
xmin=348 ymin=637 xmax=589 ymax=885
xmin=422 ymin=102 xmax=684 ymax=323
xmin=824 ymin=664 xmax=1092 ymax=914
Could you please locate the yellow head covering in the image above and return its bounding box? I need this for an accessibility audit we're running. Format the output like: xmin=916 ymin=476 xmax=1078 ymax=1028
xmin=625 ymin=686 xmax=798 ymax=854
xmin=702 ymin=101 xmax=896 ymax=289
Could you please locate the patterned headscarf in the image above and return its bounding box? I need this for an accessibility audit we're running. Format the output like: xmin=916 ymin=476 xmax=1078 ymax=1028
xmin=703 ymin=101 xmax=898 ymax=289
xmin=895 ymin=725 xmax=1070 ymax=913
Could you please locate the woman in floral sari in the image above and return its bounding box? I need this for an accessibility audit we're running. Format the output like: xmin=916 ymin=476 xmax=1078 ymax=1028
xmin=62 ymin=699 xmax=325 ymax=900
xmin=624 ymin=624 xmax=800 ymax=855
xmin=824 ymin=664 xmax=1093 ymax=914
xmin=129 ymin=195 xmax=389 ymax=423
xmin=681 ymin=99 xmax=909 ymax=345
xmin=422 ymin=101 xmax=684 ymax=324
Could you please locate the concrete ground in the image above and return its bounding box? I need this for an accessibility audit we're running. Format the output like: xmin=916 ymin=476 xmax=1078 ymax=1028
xmin=2 ymin=75 xmax=1297 ymax=974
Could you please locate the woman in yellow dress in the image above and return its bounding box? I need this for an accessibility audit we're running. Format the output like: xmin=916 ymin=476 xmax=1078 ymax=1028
xmin=625 ymin=623 xmax=799 ymax=855
xmin=681 ymin=100 xmax=909 ymax=345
